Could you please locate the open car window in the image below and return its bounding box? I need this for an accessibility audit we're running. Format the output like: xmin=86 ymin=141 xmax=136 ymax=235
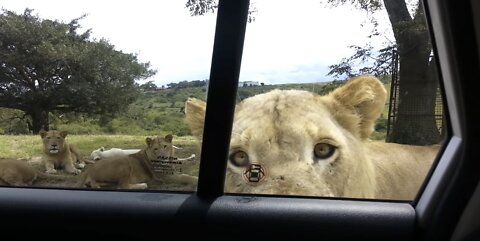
xmin=0 ymin=0 xmax=453 ymax=201
xmin=0 ymin=0 xmax=447 ymax=200
xmin=0 ymin=1 xmax=217 ymax=191
xmin=183 ymin=0 xmax=446 ymax=200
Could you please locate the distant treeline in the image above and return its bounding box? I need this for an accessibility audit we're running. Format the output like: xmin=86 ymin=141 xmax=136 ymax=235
xmin=140 ymin=80 xmax=208 ymax=91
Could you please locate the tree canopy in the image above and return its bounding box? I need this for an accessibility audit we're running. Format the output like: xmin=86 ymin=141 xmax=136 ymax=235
xmin=0 ymin=9 xmax=156 ymax=133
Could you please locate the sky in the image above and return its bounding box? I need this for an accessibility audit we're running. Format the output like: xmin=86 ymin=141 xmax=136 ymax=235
xmin=0 ymin=0 xmax=393 ymax=86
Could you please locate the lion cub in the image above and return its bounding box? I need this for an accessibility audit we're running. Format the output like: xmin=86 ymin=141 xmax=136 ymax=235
xmin=78 ymin=135 xmax=177 ymax=189
xmin=40 ymin=129 xmax=84 ymax=175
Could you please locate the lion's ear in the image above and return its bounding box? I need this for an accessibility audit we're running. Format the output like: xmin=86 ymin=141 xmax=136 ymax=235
xmin=145 ymin=137 xmax=153 ymax=146
xmin=60 ymin=131 xmax=68 ymax=138
xmin=165 ymin=134 xmax=173 ymax=143
xmin=328 ymin=75 xmax=387 ymax=139
xmin=100 ymin=147 xmax=105 ymax=152
xmin=39 ymin=130 xmax=47 ymax=139
xmin=184 ymin=97 xmax=206 ymax=138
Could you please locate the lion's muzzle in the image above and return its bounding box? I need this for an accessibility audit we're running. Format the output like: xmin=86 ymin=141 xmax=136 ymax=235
xmin=48 ymin=145 xmax=60 ymax=154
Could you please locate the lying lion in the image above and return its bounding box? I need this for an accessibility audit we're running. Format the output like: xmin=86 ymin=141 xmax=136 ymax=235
xmin=90 ymin=147 xmax=141 ymax=161
xmin=90 ymin=146 xmax=185 ymax=161
xmin=40 ymin=129 xmax=90 ymax=175
xmin=78 ymin=134 xmax=198 ymax=189
xmin=184 ymin=75 xmax=440 ymax=200
xmin=0 ymin=158 xmax=65 ymax=186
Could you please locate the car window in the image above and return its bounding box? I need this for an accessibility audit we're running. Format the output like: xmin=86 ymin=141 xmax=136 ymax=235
xmin=0 ymin=0 xmax=446 ymax=201
xmin=186 ymin=0 xmax=446 ymax=200
xmin=0 ymin=1 xmax=215 ymax=191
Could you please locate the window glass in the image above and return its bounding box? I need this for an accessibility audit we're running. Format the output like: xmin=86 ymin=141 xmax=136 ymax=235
xmin=190 ymin=0 xmax=442 ymax=200
xmin=0 ymin=0 xmax=213 ymax=191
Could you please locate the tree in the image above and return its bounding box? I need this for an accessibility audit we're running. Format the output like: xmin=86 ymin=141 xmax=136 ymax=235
xmin=140 ymin=81 xmax=158 ymax=91
xmin=185 ymin=0 xmax=257 ymax=23
xmin=185 ymin=0 xmax=441 ymax=145
xmin=326 ymin=0 xmax=441 ymax=145
xmin=0 ymin=9 xmax=156 ymax=133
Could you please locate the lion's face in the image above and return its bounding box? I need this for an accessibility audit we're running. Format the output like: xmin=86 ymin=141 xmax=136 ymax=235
xmin=185 ymin=75 xmax=387 ymax=198
xmin=40 ymin=130 xmax=68 ymax=155
xmin=224 ymin=90 xmax=373 ymax=197
xmin=90 ymin=147 xmax=105 ymax=161
xmin=144 ymin=134 xmax=175 ymax=161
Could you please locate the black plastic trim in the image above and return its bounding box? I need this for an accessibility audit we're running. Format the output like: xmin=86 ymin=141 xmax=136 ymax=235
xmin=0 ymin=187 xmax=415 ymax=241
xmin=197 ymin=0 xmax=250 ymax=198
xmin=417 ymin=0 xmax=480 ymax=240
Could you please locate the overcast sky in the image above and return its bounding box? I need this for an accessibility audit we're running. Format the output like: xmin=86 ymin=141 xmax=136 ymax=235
xmin=1 ymin=0 xmax=393 ymax=86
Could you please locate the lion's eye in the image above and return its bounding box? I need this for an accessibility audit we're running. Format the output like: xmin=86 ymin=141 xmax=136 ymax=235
xmin=154 ymin=148 xmax=158 ymax=151
xmin=163 ymin=145 xmax=167 ymax=148
xmin=314 ymin=143 xmax=336 ymax=159
xmin=229 ymin=151 xmax=250 ymax=167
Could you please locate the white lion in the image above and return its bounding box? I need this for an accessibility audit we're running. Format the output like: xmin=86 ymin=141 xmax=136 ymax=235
xmin=90 ymin=147 xmax=141 ymax=161
xmin=90 ymin=146 xmax=189 ymax=161
xmin=184 ymin=75 xmax=440 ymax=200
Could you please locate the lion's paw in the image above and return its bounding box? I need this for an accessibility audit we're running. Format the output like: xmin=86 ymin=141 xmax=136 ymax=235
xmin=137 ymin=183 xmax=148 ymax=189
xmin=46 ymin=169 xmax=57 ymax=174
xmin=70 ymin=169 xmax=81 ymax=175
xmin=76 ymin=163 xmax=85 ymax=169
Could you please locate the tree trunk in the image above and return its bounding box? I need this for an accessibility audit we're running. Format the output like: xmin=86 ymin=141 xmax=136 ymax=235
xmin=28 ymin=108 xmax=49 ymax=134
xmin=387 ymin=55 xmax=441 ymax=144
xmin=384 ymin=0 xmax=442 ymax=145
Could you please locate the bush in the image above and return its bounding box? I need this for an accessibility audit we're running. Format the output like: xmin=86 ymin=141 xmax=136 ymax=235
xmin=54 ymin=122 xmax=102 ymax=135
xmin=375 ymin=117 xmax=388 ymax=132
xmin=3 ymin=119 xmax=30 ymax=134
xmin=102 ymin=118 xmax=148 ymax=135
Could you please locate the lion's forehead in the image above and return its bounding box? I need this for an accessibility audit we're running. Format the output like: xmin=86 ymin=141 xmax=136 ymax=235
xmin=148 ymin=139 xmax=173 ymax=153
xmin=232 ymin=106 xmax=340 ymax=146
xmin=43 ymin=131 xmax=64 ymax=139
xmin=238 ymin=90 xmax=322 ymax=114
xmin=235 ymin=91 xmax=334 ymax=124
xmin=151 ymin=139 xmax=170 ymax=146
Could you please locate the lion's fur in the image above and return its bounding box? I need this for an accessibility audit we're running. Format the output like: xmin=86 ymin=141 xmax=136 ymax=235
xmin=184 ymin=75 xmax=439 ymax=200
xmin=0 ymin=158 xmax=66 ymax=186
xmin=78 ymin=134 xmax=197 ymax=189
xmin=40 ymin=130 xmax=88 ymax=175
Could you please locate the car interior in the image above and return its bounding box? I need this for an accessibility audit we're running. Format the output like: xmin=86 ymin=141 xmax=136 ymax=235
xmin=1 ymin=0 xmax=480 ymax=240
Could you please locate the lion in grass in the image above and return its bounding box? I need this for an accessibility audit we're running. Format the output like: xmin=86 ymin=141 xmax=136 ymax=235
xmin=40 ymin=129 xmax=91 ymax=175
xmin=77 ymin=134 xmax=198 ymax=189
xmin=0 ymin=158 xmax=65 ymax=186
xmin=184 ymin=75 xmax=440 ymax=200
